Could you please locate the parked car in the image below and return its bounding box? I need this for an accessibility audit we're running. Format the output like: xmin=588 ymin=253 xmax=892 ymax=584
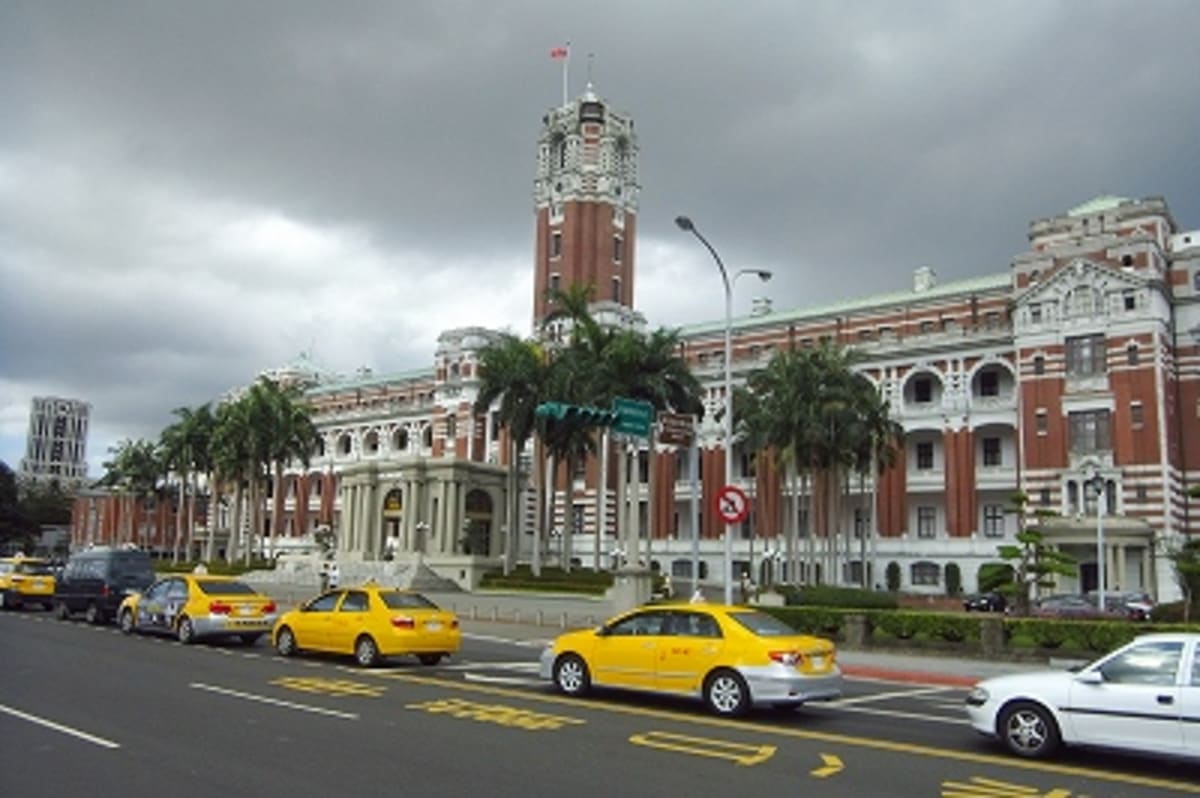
xmin=53 ymin=547 xmax=156 ymax=624
xmin=963 ymin=591 xmax=1007 ymax=613
xmin=273 ymin=585 xmax=461 ymax=667
xmin=1031 ymin=593 xmax=1113 ymax=619
xmin=119 ymin=574 xmax=278 ymax=644
xmin=965 ymin=633 xmax=1200 ymax=760
xmin=539 ymin=602 xmax=843 ymax=716
xmin=1086 ymin=590 xmax=1154 ymax=621
xmin=0 ymin=556 xmax=56 ymax=610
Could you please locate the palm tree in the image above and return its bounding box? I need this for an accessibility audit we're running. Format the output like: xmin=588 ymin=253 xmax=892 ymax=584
xmin=160 ymin=404 xmax=214 ymax=563
xmin=211 ymin=399 xmax=255 ymax=563
xmin=258 ymin=380 xmax=320 ymax=558
xmin=100 ymin=438 xmax=162 ymax=548
xmin=474 ymin=333 xmax=548 ymax=575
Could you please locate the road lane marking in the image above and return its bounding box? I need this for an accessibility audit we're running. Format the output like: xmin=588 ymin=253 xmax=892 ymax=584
xmin=407 ymin=697 xmax=584 ymax=730
xmin=628 ymin=730 xmax=775 ymax=766
xmin=462 ymin=633 xmax=550 ymax=648
xmin=941 ymin=776 xmax=1072 ymax=797
xmin=359 ymin=671 xmax=1200 ymax=794
xmin=820 ymin=703 xmax=970 ymax=726
xmin=189 ymin=682 xmax=358 ymax=719
xmin=463 ymin=673 xmax=545 ymax=687
xmin=0 ymin=703 xmax=120 ymax=749
xmin=271 ymin=676 xmax=385 ymax=698
xmin=810 ymin=753 xmax=844 ymax=778
xmin=836 ymin=686 xmax=953 ymax=705
xmin=442 ymin=660 xmax=540 ymax=672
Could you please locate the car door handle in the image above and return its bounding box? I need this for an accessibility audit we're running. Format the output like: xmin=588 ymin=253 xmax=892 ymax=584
xmin=1156 ymin=695 xmax=1174 ymax=705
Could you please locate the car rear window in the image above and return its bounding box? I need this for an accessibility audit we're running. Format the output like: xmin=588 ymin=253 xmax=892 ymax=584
xmin=195 ymin=580 xmax=258 ymax=596
xmin=379 ymin=591 xmax=437 ymax=610
xmin=727 ymin=610 xmax=800 ymax=637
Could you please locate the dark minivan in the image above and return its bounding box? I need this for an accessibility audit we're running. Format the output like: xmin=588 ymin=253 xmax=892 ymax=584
xmin=54 ymin=548 xmax=156 ymax=624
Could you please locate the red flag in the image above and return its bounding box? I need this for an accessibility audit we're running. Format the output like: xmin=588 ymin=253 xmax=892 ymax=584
xmin=550 ymin=46 xmax=569 ymax=60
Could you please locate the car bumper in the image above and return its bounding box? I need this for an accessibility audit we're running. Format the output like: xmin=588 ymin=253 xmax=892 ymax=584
xmin=191 ymin=613 xmax=279 ymax=638
xmin=739 ymin=664 xmax=844 ymax=706
xmin=964 ymin=702 xmax=998 ymax=737
xmin=538 ymin=647 xmax=556 ymax=680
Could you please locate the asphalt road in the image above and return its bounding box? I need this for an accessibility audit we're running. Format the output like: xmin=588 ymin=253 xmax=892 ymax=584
xmin=2 ymin=610 xmax=1197 ymax=798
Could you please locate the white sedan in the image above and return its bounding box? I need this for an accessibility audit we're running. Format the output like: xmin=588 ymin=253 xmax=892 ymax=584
xmin=965 ymin=632 xmax=1200 ymax=760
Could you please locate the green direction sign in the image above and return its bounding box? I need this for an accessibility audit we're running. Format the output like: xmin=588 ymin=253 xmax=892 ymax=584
xmin=613 ymin=397 xmax=654 ymax=438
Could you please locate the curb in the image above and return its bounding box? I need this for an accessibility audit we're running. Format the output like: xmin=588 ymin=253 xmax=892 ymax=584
xmin=840 ymin=664 xmax=979 ymax=688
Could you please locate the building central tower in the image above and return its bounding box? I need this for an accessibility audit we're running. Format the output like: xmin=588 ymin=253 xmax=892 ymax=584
xmin=532 ymin=84 xmax=640 ymax=325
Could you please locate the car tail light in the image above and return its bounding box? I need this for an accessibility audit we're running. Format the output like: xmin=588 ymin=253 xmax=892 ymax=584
xmin=391 ymin=615 xmax=415 ymax=629
xmin=100 ymin=585 xmax=110 ymax=597
xmin=769 ymin=650 xmax=801 ymax=666
xmin=263 ymin=601 xmax=276 ymax=614
xmin=209 ymin=601 xmax=233 ymax=615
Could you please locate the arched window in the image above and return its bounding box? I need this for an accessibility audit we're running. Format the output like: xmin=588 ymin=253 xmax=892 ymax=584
xmin=338 ymin=434 xmax=352 ymax=456
xmin=364 ymin=430 xmax=379 ymax=455
xmin=422 ymin=425 xmax=433 ymax=449
xmin=392 ymin=428 xmax=409 ymax=451
xmin=911 ymin=561 xmax=941 ymax=586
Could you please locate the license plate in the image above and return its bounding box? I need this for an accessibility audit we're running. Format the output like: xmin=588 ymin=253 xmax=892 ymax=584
xmin=34 ymin=580 xmax=45 ymax=589
xmin=425 ymin=621 xmax=443 ymax=631
xmin=238 ymin=606 xmax=254 ymax=616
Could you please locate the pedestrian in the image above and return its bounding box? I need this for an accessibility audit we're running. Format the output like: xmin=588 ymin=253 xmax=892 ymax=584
xmin=690 ymin=586 xmax=706 ymax=604
xmin=327 ymin=562 xmax=340 ymax=590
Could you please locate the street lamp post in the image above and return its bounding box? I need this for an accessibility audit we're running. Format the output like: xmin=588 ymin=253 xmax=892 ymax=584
xmin=675 ymin=215 xmax=772 ymax=605
xmin=1084 ymin=467 xmax=1107 ymax=613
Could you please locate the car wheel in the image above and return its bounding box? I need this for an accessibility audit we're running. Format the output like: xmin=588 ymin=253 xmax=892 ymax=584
xmin=704 ymin=669 xmax=750 ymax=717
xmin=553 ymin=654 xmax=591 ymax=696
xmin=354 ymin=635 xmax=380 ymax=667
xmin=176 ymin=616 xmax=196 ymax=645
xmin=85 ymin=602 xmax=104 ymax=625
xmin=54 ymin=601 xmax=70 ymax=620
xmin=239 ymin=633 xmax=262 ymax=646
xmin=119 ymin=608 xmax=135 ymax=635
xmin=275 ymin=626 xmax=297 ymax=657
xmin=999 ymin=701 xmax=1060 ymax=759
xmin=417 ymin=653 xmax=444 ymax=666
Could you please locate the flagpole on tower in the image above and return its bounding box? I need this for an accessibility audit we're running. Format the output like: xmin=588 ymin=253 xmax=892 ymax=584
xmin=551 ymin=41 xmax=571 ymax=106
xmin=562 ymin=40 xmax=570 ymax=106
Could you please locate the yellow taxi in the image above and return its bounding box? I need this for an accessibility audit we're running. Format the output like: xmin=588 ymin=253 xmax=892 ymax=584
xmin=272 ymin=584 xmax=461 ymax=667
xmin=539 ymin=602 xmax=843 ymax=716
xmin=0 ymin=556 xmax=57 ymax=610
xmin=118 ymin=573 xmax=278 ymax=645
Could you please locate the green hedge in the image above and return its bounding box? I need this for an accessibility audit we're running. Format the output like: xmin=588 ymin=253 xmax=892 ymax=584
xmin=479 ymin=566 xmax=614 ymax=595
xmin=757 ymin=605 xmax=1198 ymax=657
xmin=156 ymin=559 xmax=275 ymax=576
xmin=777 ymin=585 xmax=899 ymax=609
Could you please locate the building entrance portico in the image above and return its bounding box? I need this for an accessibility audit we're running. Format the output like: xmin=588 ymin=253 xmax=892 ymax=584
xmin=1039 ymin=516 xmax=1157 ymax=596
xmin=336 ymin=458 xmax=508 ymax=565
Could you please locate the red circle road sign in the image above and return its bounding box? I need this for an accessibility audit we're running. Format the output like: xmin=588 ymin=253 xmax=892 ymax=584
xmin=715 ymin=485 xmax=750 ymax=524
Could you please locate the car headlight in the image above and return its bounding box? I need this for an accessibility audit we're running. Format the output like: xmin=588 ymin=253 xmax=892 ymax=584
xmin=965 ymin=686 xmax=989 ymax=707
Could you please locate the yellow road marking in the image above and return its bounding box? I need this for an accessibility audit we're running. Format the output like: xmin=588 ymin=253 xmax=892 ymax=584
xmin=628 ymin=731 xmax=775 ymax=766
xmin=941 ymin=777 xmax=1072 ymax=797
xmin=407 ymin=697 xmax=585 ymax=731
xmin=358 ymin=669 xmax=1200 ymax=795
xmin=271 ymin=676 xmax=386 ymax=698
xmin=810 ymin=753 xmax=844 ymax=778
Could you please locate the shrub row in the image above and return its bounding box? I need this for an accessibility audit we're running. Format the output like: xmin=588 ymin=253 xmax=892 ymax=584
xmin=776 ymin=584 xmax=899 ymax=610
xmin=156 ymin=559 xmax=275 ymax=576
xmin=761 ymin=605 xmax=1198 ymax=657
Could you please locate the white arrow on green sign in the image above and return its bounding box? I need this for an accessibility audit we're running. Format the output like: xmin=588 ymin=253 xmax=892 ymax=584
xmin=613 ymin=397 xmax=654 ymax=438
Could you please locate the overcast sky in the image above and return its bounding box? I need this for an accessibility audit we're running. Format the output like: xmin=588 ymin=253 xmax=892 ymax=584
xmin=2 ymin=0 xmax=1198 ymax=478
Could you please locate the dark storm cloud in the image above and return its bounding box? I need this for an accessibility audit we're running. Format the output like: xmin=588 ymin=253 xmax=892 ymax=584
xmin=1 ymin=0 xmax=1198 ymax=470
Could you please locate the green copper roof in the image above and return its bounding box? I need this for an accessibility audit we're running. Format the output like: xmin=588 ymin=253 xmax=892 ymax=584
xmin=681 ymin=271 xmax=1012 ymax=337
xmin=306 ymin=366 xmax=434 ymax=396
xmin=1067 ymin=195 xmax=1130 ymax=217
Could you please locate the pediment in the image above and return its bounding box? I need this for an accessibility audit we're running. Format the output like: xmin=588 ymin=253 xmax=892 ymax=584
xmin=1014 ymin=258 xmax=1143 ymax=307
